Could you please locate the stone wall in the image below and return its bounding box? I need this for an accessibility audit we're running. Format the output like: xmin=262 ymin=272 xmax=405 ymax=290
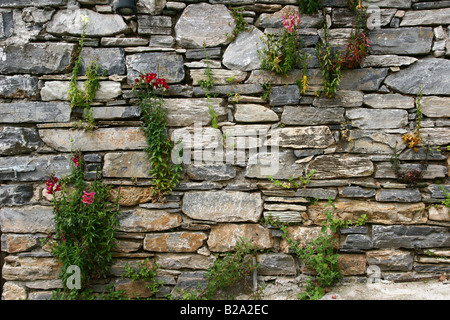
xmin=1 ymin=0 xmax=450 ymax=300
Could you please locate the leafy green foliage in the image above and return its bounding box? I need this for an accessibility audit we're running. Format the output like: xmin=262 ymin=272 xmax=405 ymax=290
xmin=297 ymin=0 xmax=322 ymax=14
xmin=133 ymin=72 xmax=183 ymax=202
xmin=226 ymin=7 xmax=251 ymax=41
xmin=340 ymin=8 xmax=370 ymax=69
xmin=123 ymin=259 xmax=165 ymax=298
xmin=315 ymin=24 xmax=342 ymax=98
xmin=44 ymin=151 xmax=120 ymax=294
xmin=199 ymin=46 xmax=219 ymax=129
xmin=267 ymin=169 xmax=316 ymax=189
xmin=281 ymin=198 xmax=367 ymax=300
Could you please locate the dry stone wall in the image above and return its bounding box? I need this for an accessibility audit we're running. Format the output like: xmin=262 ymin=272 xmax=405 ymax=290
xmin=1 ymin=0 xmax=450 ymax=300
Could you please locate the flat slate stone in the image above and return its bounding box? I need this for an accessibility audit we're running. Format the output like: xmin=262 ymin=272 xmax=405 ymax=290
xmin=46 ymin=9 xmax=128 ymax=37
xmin=369 ymin=27 xmax=433 ymax=55
xmin=0 ymin=102 xmax=71 ymax=123
xmin=0 ymin=206 xmax=55 ymax=233
xmin=281 ymin=106 xmax=345 ymax=125
xmin=384 ymin=58 xmax=450 ymax=95
xmin=79 ymin=47 xmax=126 ymax=75
xmin=0 ymin=127 xmax=43 ymax=155
xmin=222 ymin=28 xmax=265 ymax=71
xmin=0 ymin=43 xmax=74 ymax=75
xmin=0 ymin=75 xmax=38 ymax=98
xmin=346 ymin=108 xmax=408 ymax=129
xmin=375 ymin=189 xmax=422 ymax=203
xmin=401 ymin=8 xmax=450 ymax=26
xmin=307 ymin=155 xmax=374 ymax=179
xmin=126 ymin=52 xmax=185 ymax=84
xmin=339 ymin=68 xmax=388 ymax=91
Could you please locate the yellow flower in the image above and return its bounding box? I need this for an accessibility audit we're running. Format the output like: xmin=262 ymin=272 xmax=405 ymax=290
xmin=300 ymin=75 xmax=309 ymax=95
xmin=356 ymin=0 xmax=365 ymax=9
xmin=81 ymin=15 xmax=89 ymax=25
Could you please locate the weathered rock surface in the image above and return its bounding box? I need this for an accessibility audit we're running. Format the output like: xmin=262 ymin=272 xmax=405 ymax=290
xmin=337 ymin=130 xmax=405 ymax=155
xmin=207 ymin=224 xmax=273 ymax=252
xmin=40 ymin=81 xmax=122 ymax=101
xmin=186 ymin=164 xmax=236 ymax=181
xmin=164 ymin=98 xmax=226 ymax=126
xmin=366 ymin=249 xmax=414 ymax=271
xmin=182 ymin=191 xmax=263 ymax=222
xmin=281 ymin=106 xmax=345 ymax=125
xmin=363 ymin=94 xmax=415 ymax=109
xmin=79 ymin=47 xmax=127 ymax=75
xmin=0 ymin=43 xmax=74 ymax=74
xmin=175 ymin=3 xmax=235 ymax=48
xmin=346 ymin=108 xmax=408 ymax=129
xmin=143 ymin=232 xmax=207 ymax=252
xmin=420 ymin=97 xmax=450 ymax=118
xmin=372 ymin=225 xmax=450 ymax=248
xmin=118 ymin=208 xmax=182 ymax=232
xmin=0 ymin=75 xmax=38 ymax=98
xmin=0 ymin=102 xmax=71 ymax=123
xmin=103 ymin=152 xmax=151 ymax=178
xmin=46 ymin=9 xmax=128 ymax=37
xmin=0 ymin=206 xmax=55 ymax=233
xmin=369 ymin=27 xmax=433 ymax=55
xmin=222 ymin=28 xmax=265 ymax=71
xmin=401 ymin=8 xmax=450 ymax=26
xmin=306 ymin=155 xmax=374 ymax=179
xmin=234 ymin=104 xmax=279 ymax=123
xmin=245 ymin=150 xmax=305 ymax=180
xmin=267 ymin=126 xmax=334 ymax=149
xmin=0 ymin=184 xmax=34 ymax=206
xmin=0 ymin=127 xmax=43 ymax=155
xmin=384 ymin=58 xmax=450 ymax=95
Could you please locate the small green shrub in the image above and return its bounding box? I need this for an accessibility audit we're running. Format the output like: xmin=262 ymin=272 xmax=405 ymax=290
xmin=297 ymin=0 xmax=322 ymax=14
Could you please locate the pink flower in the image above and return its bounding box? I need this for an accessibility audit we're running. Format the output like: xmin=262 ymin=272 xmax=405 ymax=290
xmin=82 ymin=191 xmax=95 ymax=205
xmin=282 ymin=13 xmax=300 ymax=33
xmin=72 ymin=154 xmax=80 ymax=168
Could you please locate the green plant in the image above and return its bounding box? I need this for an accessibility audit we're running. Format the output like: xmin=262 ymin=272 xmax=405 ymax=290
xmin=123 ymin=259 xmax=165 ymax=298
xmin=133 ymin=72 xmax=183 ymax=202
xmin=181 ymin=237 xmax=260 ymax=300
xmin=68 ymin=15 xmax=104 ymax=130
xmin=402 ymin=84 xmax=423 ymax=151
xmin=340 ymin=8 xmax=370 ymax=69
xmin=315 ymin=23 xmax=342 ymax=98
xmin=262 ymin=82 xmax=273 ymax=101
xmin=439 ymin=185 xmax=450 ymax=209
xmin=297 ymin=47 xmax=311 ymax=95
xmin=268 ymin=169 xmax=316 ymax=189
xmin=226 ymin=7 xmax=251 ymax=41
xmin=258 ymin=13 xmax=301 ymax=75
xmin=297 ymin=0 xmax=322 ymax=14
xmin=44 ymin=150 xmax=120 ymax=295
xmin=281 ymin=198 xmax=366 ymax=300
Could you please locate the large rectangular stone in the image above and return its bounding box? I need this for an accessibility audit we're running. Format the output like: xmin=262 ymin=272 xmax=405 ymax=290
xmin=38 ymin=127 xmax=147 ymax=152
xmin=0 ymin=75 xmax=38 ymax=98
xmin=339 ymin=68 xmax=388 ymax=91
xmin=401 ymin=8 xmax=450 ymax=26
xmin=346 ymin=108 xmax=408 ymax=129
xmin=118 ymin=208 xmax=182 ymax=232
xmin=164 ymin=98 xmax=226 ymax=127
xmin=0 ymin=43 xmax=74 ymax=74
xmin=372 ymin=225 xmax=450 ymax=249
xmin=143 ymin=232 xmax=207 ymax=252
xmin=0 ymin=127 xmax=43 ymax=155
xmin=0 ymin=154 xmax=71 ymax=181
xmin=267 ymin=126 xmax=334 ymax=149
xmin=182 ymin=191 xmax=263 ymax=222
xmin=0 ymin=184 xmax=34 ymax=206
xmin=40 ymin=81 xmax=122 ymax=101
xmin=369 ymin=27 xmax=433 ymax=55
xmin=306 ymin=155 xmax=374 ymax=179
xmin=0 ymin=205 xmax=55 ymax=233
xmin=0 ymin=0 xmax=67 ymax=7
xmin=2 ymin=256 xmax=61 ymax=281
xmin=103 ymin=151 xmax=151 ymax=178
xmin=0 ymin=102 xmax=71 ymax=123
xmin=281 ymin=106 xmax=345 ymax=125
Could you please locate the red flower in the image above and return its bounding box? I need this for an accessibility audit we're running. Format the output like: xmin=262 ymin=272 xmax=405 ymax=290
xmin=46 ymin=175 xmax=61 ymax=195
xmin=72 ymin=154 xmax=80 ymax=168
xmin=82 ymin=191 xmax=95 ymax=205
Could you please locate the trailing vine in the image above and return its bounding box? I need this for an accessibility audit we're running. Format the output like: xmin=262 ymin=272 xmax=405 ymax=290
xmin=133 ymin=72 xmax=183 ymax=202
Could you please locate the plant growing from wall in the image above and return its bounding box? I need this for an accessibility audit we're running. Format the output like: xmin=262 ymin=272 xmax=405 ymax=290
xmin=297 ymin=0 xmax=322 ymax=14
xmin=133 ymin=72 xmax=183 ymax=202
xmin=226 ymin=7 xmax=251 ymax=42
xmin=402 ymin=85 xmax=423 ymax=152
xmin=281 ymin=198 xmax=367 ymax=300
xmin=44 ymin=150 xmax=120 ymax=296
xmin=315 ymin=23 xmax=342 ymax=98
xmin=122 ymin=258 xmax=165 ymax=299
xmin=267 ymin=169 xmax=316 ymax=189
xmin=199 ymin=45 xmax=219 ymax=129
xmin=68 ymin=15 xmax=104 ymax=131
xmin=340 ymin=8 xmax=370 ymax=69
xmin=258 ymin=13 xmax=301 ymax=75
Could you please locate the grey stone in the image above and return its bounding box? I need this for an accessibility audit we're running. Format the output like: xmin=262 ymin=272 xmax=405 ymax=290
xmin=0 ymin=10 xmax=13 ymax=39
xmin=79 ymin=47 xmax=126 ymax=75
xmin=346 ymin=109 xmax=408 ymax=129
xmin=234 ymin=104 xmax=279 ymax=123
xmin=340 ymin=234 xmax=373 ymax=253
xmin=420 ymin=97 xmax=450 ymax=118
xmin=281 ymin=106 xmax=345 ymax=125
xmin=269 ymin=85 xmax=300 ymax=106
xmin=375 ymin=189 xmax=422 ymax=203
xmin=0 ymin=185 xmax=34 ymax=206
xmin=337 ymin=130 xmax=405 ymax=155
xmin=223 ymin=28 xmax=264 ymax=71
xmin=245 ymin=150 xmax=304 ymax=180
xmin=0 ymin=43 xmax=74 ymax=75
xmin=426 ymin=184 xmax=450 ymax=199
xmin=0 ymin=206 xmax=55 ymax=233
xmin=182 ymin=191 xmax=263 ymax=223
xmin=46 ymin=9 xmax=128 ymax=37
xmin=264 ymin=211 xmax=303 ymax=223
xmin=90 ymin=106 xmax=141 ymax=120
xmin=372 ymin=225 xmax=450 ymax=249
xmin=137 ymin=15 xmax=172 ymax=35
xmin=193 ymin=84 xmax=263 ymax=97
xmin=401 ymin=8 xmax=450 ymax=26
xmin=126 ymin=52 xmax=185 ymax=84
xmin=118 ymin=208 xmax=181 ymax=232
xmin=186 ymin=164 xmax=236 ymax=181
xmin=40 ymin=81 xmax=122 ymax=101
xmin=256 ymin=253 xmax=296 ymax=276
xmin=313 ymin=90 xmax=364 ymax=108
xmin=399 ymin=147 xmax=446 ymax=161
xmin=363 ymin=94 xmax=415 ymax=109
xmin=364 ymin=0 xmax=411 ymax=8
xmin=361 ymin=55 xmax=418 ymax=68
xmin=165 ymin=98 xmax=226 ymax=126
xmin=137 ymin=0 xmax=167 ymax=15
xmin=0 ymin=75 xmax=38 ymax=98
xmin=369 ymin=27 xmax=433 ymax=55
xmin=0 ymin=154 xmax=71 ymax=181
xmin=384 ymin=58 xmax=450 ymax=95
xmin=307 ymin=155 xmax=374 ymax=179
xmin=339 ymin=186 xmax=376 ymax=198
xmin=295 ymin=188 xmax=338 ymax=200
xmin=0 ymin=127 xmax=43 ymax=155
xmin=185 ymin=47 xmax=221 ymax=60
xmin=413 ymin=1 xmax=450 ymax=9
xmin=256 ymin=5 xmax=323 ymax=29
xmin=375 ymin=162 xmax=447 ymax=180
xmin=340 ymin=226 xmax=369 ymax=234
xmin=0 ymin=0 xmax=67 ymax=7
xmin=0 ymin=102 xmax=71 ymax=123
xmin=39 ymin=127 xmax=147 ymax=152
xmin=420 ymin=127 xmax=450 ymax=146
xmin=339 ymin=68 xmax=388 ymax=91
xmin=100 ymin=37 xmax=149 ymax=47
xmin=366 ymin=249 xmax=414 ymax=271
xmin=267 ymin=126 xmax=334 ymax=149
xmin=174 ymin=3 xmax=235 ymax=48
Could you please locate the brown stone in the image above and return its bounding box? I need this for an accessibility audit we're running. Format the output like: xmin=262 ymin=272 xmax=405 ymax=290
xmin=207 ymin=224 xmax=273 ymax=252
xmin=280 ymin=226 xmax=336 ymax=253
xmin=2 ymin=256 xmax=61 ymax=281
xmin=143 ymin=232 xmax=207 ymax=252
xmin=110 ymin=187 xmax=155 ymax=206
xmin=1 ymin=234 xmax=39 ymax=253
xmin=118 ymin=208 xmax=182 ymax=232
xmin=307 ymin=199 xmax=427 ymax=225
xmin=338 ymin=254 xmax=366 ymax=276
